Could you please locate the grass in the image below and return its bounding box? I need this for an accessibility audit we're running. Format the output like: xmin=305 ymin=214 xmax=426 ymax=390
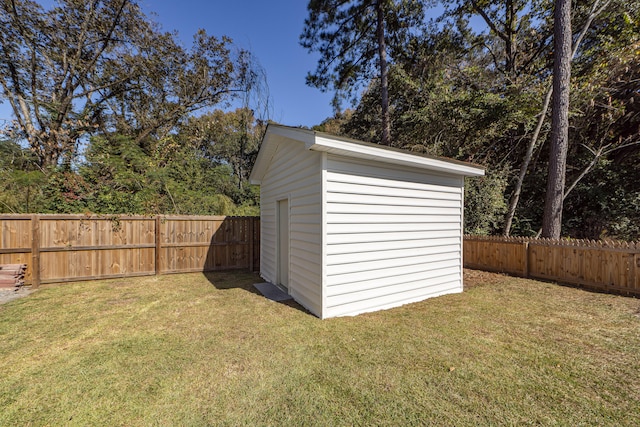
xmin=0 ymin=270 xmax=639 ymax=426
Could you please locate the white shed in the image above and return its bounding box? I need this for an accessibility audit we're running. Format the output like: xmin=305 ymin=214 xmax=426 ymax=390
xmin=249 ymin=124 xmax=485 ymax=318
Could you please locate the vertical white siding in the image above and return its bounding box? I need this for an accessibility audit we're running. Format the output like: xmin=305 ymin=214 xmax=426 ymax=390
xmin=324 ymin=156 xmax=464 ymax=318
xmin=260 ymin=138 xmax=323 ymax=316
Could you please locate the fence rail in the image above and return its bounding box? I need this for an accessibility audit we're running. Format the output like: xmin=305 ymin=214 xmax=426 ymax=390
xmin=464 ymin=235 xmax=640 ymax=296
xmin=0 ymin=214 xmax=260 ymax=287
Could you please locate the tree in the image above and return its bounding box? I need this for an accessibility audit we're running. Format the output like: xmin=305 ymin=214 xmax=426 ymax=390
xmin=0 ymin=137 xmax=44 ymax=212
xmin=0 ymin=0 xmax=258 ymax=169
xmin=541 ymin=0 xmax=572 ymax=239
xmin=0 ymin=0 xmax=144 ymax=167
xmin=80 ymin=134 xmax=243 ymax=215
xmin=441 ymin=0 xmax=553 ymax=83
xmin=179 ymin=108 xmax=266 ymax=196
xmin=300 ymin=0 xmax=424 ymax=145
xmin=559 ymin=1 xmax=640 ymax=239
xmin=336 ymin=0 xmax=639 ymax=239
xmin=103 ymin=31 xmax=261 ymax=149
xmin=503 ymin=0 xmax=612 ymax=236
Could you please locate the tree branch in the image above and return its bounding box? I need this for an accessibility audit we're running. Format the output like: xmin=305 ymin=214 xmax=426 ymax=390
xmin=470 ymin=0 xmax=508 ymax=42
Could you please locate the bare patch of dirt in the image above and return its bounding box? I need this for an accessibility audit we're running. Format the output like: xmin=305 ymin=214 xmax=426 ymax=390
xmin=0 ymin=287 xmax=35 ymax=305
xmin=464 ymin=268 xmax=511 ymax=290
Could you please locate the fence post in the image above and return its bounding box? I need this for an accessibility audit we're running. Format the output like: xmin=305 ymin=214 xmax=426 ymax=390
xmin=523 ymin=241 xmax=530 ymax=278
xmin=248 ymin=217 xmax=254 ymax=272
xmin=31 ymin=214 xmax=41 ymax=288
xmin=634 ymin=253 xmax=639 ymax=291
xmin=155 ymin=216 xmax=161 ymax=276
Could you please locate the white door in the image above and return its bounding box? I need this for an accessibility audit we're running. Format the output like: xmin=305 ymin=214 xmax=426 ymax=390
xmin=277 ymin=199 xmax=289 ymax=289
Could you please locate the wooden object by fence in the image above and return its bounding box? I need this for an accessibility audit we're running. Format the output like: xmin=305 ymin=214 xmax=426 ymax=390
xmin=0 ymin=216 xmax=32 ymax=285
xmin=0 ymin=264 xmax=27 ymax=288
xmin=0 ymin=214 xmax=260 ymax=286
xmin=464 ymin=235 xmax=640 ymax=296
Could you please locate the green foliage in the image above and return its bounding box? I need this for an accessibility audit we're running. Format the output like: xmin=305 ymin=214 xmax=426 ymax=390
xmin=179 ymin=108 xmax=265 ymax=195
xmin=464 ymin=169 xmax=509 ymax=235
xmin=563 ymin=154 xmax=640 ymax=240
xmin=0 ymin=0 xmax=260 ymax=168
xmin=2 ymin=0 xmax=638 ymax=241
xmin=338 ymin=0 xmax=640 ymax=240
xmin=38 ymin=169 xmax=93 ymax=213
xmin=0 ymin=3 xmax=264 ymax=217
xmin=79 ymin=131 xmax=257 ymax=215
xmin=0 ymin=139 xmax=45 ymax=213
xmin=1 ymin=104 xmax=263 ymax=215
xmin=301 ymin=0 xmax=424 ymax=109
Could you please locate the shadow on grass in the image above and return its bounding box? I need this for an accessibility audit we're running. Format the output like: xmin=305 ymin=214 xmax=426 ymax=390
xmin=202 ymin=271 xmax=262 ymax=294
xmin=201 ymin=218 xmax=311 ymax=315
xmin=202 ymin=271 xmax=310 ymax=315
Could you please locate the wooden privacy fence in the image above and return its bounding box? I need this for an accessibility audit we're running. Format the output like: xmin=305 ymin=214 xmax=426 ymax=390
xmin=464 ymin=235 xmax=640 ymax=296
xmin=0 ymin=214 xmax=260 ymax=287
xmin=3 ymin=214 xmax=639 ymax=297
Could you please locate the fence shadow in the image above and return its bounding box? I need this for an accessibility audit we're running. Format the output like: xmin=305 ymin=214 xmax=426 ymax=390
xmin=202 ymin=271 xmax=262 ymax=295
xmin=200 ymin=216 xmax=257 ymax=273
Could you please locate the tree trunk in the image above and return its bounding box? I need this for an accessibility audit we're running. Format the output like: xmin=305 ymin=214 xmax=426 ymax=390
xmin=503 ymin=0 xmax=608 ymax=236
xmin=542 ymin=0 xmax=572 ymax=239
xmin=502 ymin=88 xmax=552 ymax=235
xmin=505 ymin=0 xmax=517 ymax=75
xmin=376 ymin=0 xmax=391 ymax=146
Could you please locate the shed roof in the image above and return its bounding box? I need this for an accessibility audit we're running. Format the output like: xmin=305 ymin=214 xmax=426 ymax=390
xmin=250 ymin=124 xmax=485 ymax=184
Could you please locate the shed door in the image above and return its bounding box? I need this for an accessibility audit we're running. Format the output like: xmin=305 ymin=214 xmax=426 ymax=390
xmin=277 ymin=199 xmax=289 ymax=289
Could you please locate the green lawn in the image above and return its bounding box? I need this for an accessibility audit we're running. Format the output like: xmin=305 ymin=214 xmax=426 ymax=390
xmin=1 ymin=270 xmax=639 ymax=426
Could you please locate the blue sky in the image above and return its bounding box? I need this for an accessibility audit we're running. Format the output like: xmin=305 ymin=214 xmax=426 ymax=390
xmin=0 ymin=0 xmax=336 ymax=128
xmin=0 ymin=1 xmax=457 ymax=129
xmin=144 ymin=0 xmax=337 ymax=127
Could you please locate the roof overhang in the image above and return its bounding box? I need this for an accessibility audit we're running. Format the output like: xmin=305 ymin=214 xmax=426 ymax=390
xmin=249 ymin=124 xmax=485 ymax=185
